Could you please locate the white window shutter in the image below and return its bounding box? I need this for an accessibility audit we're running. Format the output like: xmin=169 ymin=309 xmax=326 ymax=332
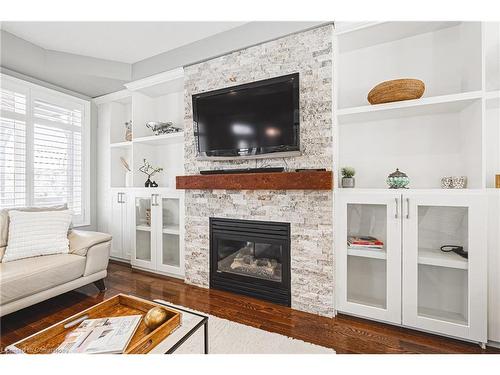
xmin=0 ymin=76 xmax=89 ymax=225
xmin=0 ymin=85 xmax=28 ymax=208
xmin=32 ymin=97 xmax=84 ymax=219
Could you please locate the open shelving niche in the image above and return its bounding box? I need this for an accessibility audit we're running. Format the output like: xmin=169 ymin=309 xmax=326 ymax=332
xmin=127 ymin=68 xmax=184 ymax=189
xmin=334 ymin=21 xmax=489 ymax=190
xmin=99 ymin=67 xmax=185 ymax=189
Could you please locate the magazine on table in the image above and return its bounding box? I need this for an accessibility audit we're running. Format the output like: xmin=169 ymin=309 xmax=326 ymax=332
xmin=347 ymin=235 xmax=384 ymax=250
xmin=56 ymin=315 xmax=142 ymax=354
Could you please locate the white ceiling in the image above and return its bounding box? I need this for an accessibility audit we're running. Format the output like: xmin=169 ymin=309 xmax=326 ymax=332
xmin=1 ymin=21 xmax=247 ymax=63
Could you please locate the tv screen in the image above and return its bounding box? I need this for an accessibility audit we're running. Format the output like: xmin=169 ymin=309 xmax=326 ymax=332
xmin=193 ymin=73 xmax=300 ymax=158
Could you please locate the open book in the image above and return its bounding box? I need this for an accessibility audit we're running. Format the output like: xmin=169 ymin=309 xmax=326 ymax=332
xmin=56 ymin=315 xmax=142 ymax=354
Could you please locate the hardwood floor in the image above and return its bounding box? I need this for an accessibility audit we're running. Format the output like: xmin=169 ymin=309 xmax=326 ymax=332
xmin=1 ymin=261 xmax=498 ymax=354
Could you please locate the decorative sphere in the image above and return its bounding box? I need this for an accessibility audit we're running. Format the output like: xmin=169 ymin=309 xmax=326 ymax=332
xmin=144 ymin=306 xmax=169 ymax=331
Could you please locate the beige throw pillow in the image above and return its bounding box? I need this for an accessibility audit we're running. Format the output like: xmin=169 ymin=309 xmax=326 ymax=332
xmin=0 ymin=204 xmax=68 ymax=262
xmin=2 ymin=210 xmax=72 ymax=263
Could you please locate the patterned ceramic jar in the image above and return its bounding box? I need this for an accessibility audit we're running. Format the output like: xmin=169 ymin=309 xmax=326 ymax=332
xmin=386 ymin=168 xmax=410 ymax=189
xmin=452 ymin=176 xmax=467 ymax=189
xmin=441 ymin=176 xmax=453 ymax=189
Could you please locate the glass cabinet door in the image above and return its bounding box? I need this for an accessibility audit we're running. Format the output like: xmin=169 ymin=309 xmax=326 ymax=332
xmin=402 ymin=192 xmax=487 ymax=343
xmin=134 ymin=195 xmax=154 ymax=266
xmin=157 ymin=196 xmax=183 ymax=275
xmin=335 ymin=191 xmax=402 ymax=324
xmin=346 ymin=203 xmax=388 ymax=309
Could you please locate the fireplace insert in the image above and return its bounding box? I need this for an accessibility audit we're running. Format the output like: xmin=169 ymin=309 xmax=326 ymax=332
xmin=210 ymin=218 xmax=291 ymax=306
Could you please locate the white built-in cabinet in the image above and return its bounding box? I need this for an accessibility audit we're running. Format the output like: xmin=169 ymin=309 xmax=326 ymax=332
xmin=132 ymin=189 xmax=184 ymax=277
xmin=333 ymin=21 xmax=499 ymax=345
xmin=109 ymin=189 xmax=132 ymax=261
xmin=95 ymin=68 xmax=185 ymax=279
xmin=336 ymin=190 xmax=487 ymax=344
xmin=487 ymin=190 xmax=500 ymax=342
xmin=335 ymin=191 xmax=402 ymax=324
xmin=403 ymin=191 xmax=487 ymax=342
xmin=90 ymin=21 xmax=499 ymax=345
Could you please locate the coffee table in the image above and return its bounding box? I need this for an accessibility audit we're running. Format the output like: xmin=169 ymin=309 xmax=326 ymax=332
xmin=5 ymin=295 xmax=209 ymax=354
xmin=150 ymin=300 xmax=209 ymax=354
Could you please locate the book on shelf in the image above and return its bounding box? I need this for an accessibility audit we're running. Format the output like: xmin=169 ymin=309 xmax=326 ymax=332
xmin=56 ymin=315 xmax=142 ymax=354
xmin=347 ymin=235 xmax=384 ymax=250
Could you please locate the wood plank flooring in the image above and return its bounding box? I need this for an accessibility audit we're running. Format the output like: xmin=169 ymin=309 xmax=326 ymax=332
xmin=1 ymin=261 xmax=498 ymax=354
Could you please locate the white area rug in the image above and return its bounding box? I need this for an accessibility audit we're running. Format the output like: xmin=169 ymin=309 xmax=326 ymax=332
xmin=155 ymin=300 xmax=335 ymax=354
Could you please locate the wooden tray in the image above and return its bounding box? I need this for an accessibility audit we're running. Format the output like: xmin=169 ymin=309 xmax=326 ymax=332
xmin=6 ymin=294 xmax=181 ymax=354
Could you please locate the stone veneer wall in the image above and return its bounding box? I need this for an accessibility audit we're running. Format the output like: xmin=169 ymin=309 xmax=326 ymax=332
xmin=183 ymin=24 xmax=334 ymax=317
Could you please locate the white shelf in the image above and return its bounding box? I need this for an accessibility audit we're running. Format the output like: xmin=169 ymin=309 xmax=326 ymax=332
xmin=110 ymin=141 xmax=132 ymax=148
xmin=487 ymin=188 xmax=500 ymax=194
xmin=418 ymin=248 xmax=468 ymax=270
xmin=337 ymin=21 xmax=461 ymax=53
xmin=137 ymin=224 xmax=179 ymax=234
xmin=486 ymin=90 xmax=500 ymax=109
xmin=418 ymin=307 xmax=468 ymax=326
xmin=347 ymin=247 xmax=386 ymax=260
xmin=335 ymin=188 xmax=487 ymax=195
xmin=486 ymin=90 xmax=500 ymax=99
xmin=347 ymin=294 xmax=386 ymax=309
xmin=133 ymin=132 xmax=184 ymax=146
xmin=337 ymin=91 xmax=482 ymax=124
xmin=162 ymin=225 xmax=180 ymax=235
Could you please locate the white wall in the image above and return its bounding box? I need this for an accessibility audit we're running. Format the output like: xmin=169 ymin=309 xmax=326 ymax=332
xmin=1 ymin=30 xmax=132 ymax=97
xmin=1 ymin=22 xmax=327 ymax=97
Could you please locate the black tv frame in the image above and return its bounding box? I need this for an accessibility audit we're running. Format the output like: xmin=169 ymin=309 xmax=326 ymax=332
xmin=192 ymin=73 xmax=300 ymax=160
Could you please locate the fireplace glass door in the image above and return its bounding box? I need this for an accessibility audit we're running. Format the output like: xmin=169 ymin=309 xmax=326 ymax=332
xmin=210 ymin=218 xmax=291 ymax=306
xmin=217 ymin=238 xmax=283 ymax=283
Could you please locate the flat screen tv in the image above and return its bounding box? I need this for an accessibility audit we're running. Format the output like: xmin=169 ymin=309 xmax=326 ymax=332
xmin=193 ymin=73 xmax=300 ymax=159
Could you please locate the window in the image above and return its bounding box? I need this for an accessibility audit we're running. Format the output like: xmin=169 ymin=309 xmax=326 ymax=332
xmin=0 ymin=75 xmax=90 ymax=226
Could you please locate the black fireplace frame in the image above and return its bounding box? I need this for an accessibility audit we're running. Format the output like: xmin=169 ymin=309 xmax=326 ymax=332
xmin=209 ymin=217 xmax=291 ymax=306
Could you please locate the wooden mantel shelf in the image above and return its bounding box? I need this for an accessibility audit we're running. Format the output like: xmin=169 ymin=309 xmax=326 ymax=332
xmin=176 ymin=171 xmax=333 ymax=190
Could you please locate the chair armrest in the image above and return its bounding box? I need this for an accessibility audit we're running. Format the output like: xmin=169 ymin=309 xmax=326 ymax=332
xmin=68 ymin=230 xmax=112 ymax=257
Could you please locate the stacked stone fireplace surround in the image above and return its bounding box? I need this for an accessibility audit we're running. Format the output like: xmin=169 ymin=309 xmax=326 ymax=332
xmin=183 ymin=24 xmax=334 ymax=317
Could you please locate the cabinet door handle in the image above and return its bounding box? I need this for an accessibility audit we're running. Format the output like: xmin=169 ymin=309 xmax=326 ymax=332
xmin=406 ymin=197 xmax=410 ymax=219
xmin=117 ymin=192 xmax=122 ymax=204
xmin=395 ymin=198 xmax=399 ymax=219
xmin=152 ymin=194 xmax=159 ymax=206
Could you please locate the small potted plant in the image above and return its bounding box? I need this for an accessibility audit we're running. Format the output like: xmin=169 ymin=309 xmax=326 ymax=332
xmin=341 ymin=167 xmax=356 ymax=188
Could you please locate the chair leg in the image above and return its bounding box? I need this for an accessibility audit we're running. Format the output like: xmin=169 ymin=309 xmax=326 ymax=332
xmin=93 ymin=279 xmax=107 ymax=292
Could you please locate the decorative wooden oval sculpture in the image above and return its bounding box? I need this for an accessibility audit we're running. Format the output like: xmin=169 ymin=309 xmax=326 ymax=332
xmin=367 ymin=79 xmax=425 ymax=105
xmin=144 ymin=306 xmax=170 ymax=331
